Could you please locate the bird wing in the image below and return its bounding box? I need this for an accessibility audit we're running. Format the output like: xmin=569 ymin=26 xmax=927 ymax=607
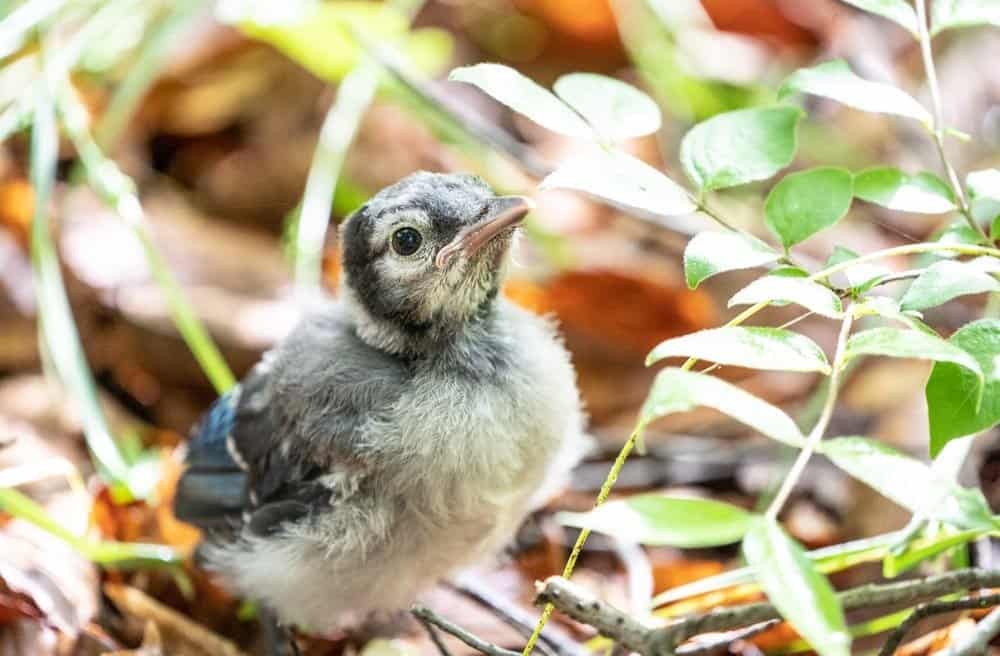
xmin=174 ymin=356 xmax=334 ymax=538
xmin=174 ymin=306 xmax=407 ymax=537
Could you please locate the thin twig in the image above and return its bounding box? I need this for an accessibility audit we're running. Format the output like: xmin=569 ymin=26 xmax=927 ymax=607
xmin=938 ymin=606 xmax=1000 ymax=656
xmin=879 ymin=593 xmax=1000 ymax=655
xmin=675 ymin=621 xmax=781 ymax=656
xmin=537 ymin=569 xmax=1000 ymax=656
xmin=765 ymin=309 xmax=853 ymax=520
xmin=448 ymin=579 xmax=582 ymax=656
xmin=412 ymin=606 xmax=522 ymax=656
xmin=914 ymin=0 xmax=986 ymax=240
xmin=416 ymin=613 xmax=455 ymax=656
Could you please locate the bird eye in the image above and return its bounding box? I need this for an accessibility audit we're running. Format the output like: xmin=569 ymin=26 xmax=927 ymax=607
xmin=391 ymin=227 xmax=423 ymax=256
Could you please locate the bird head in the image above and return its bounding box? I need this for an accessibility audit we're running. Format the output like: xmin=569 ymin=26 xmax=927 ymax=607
xmin=340 ymin=172 xmax=533 ymax=354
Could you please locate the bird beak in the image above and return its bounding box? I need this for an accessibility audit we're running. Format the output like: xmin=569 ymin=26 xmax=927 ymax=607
xmin=435 ymin=195 xmax=535 ymax=269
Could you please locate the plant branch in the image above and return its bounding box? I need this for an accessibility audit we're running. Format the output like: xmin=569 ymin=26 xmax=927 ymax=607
xmin=537 ymin=569 xmax=1000 ymax=655
xmin=914 ymin=0 xmax=985 ymax=240
xmin=879 ymin=593 xmax=1000 ymax=655
xmin=765 ymin=310 xmax=853 ymax=520
xmin=412 ymin=606 xmax=522 ymax=656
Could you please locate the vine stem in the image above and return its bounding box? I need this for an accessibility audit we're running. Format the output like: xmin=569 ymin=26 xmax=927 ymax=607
xmin=765 ymin=310 xmax=853 ymax=521
xmin=914 ymin=0 xmax=986 ymax=240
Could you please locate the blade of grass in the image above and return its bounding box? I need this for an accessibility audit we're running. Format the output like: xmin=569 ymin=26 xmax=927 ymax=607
xmin=0 ymin=0 xmax=68 ymax=59
xmin=293 ymin=59 xmax=378 ymax=294
xmin=93 ymin=0 xmax=202 ymax=151
xmin=292 ymin=0 xmax=425 ymax=294
xmin=58 ymin=85 xmax=236 ymax=394
xmin=30 ymin=82 xmax=133 ymax=495
xmin=0 ymin=487 xmax=181 ymax=567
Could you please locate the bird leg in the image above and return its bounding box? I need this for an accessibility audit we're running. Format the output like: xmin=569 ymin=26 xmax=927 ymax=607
xmin=259 ymin=607 xmax=301 ymax=656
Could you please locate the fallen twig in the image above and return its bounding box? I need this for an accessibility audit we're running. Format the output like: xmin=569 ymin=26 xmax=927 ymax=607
xmin=412 ymin=605 xmax=522 ymax=656
xmin=536 ymin=569 xmax=1000 ymax=655
xmin=878 ymin=593 xmax=1000 ymax=655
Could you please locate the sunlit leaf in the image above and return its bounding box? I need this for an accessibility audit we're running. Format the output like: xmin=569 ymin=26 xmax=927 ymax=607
xmin=647 ymin=327 xmax=831 ymax=374
xmin=845 ymin=328 xmax=984 ymax=402
xmin=932 ymin=0 xmax=1000 ymax=33
xmin=541 ymin=148 xmax=695 ymax=216
xmin=835 ymin=0 xmax=919 ymax=34
xmin=824 ymin=246 xmax=890 ymax=290
xmin=683 ymin=231 xmax=781 ymax=289
xmin=558 ymin=494 xmax=752 ymax=547
xmin=854 ymin=167 xmax=956 ymax=213
xmin=927 ymin=319 xmax=1000 ymax=455
xmin=820 ymin=437 xmax=994 ymax=529
xmin=779 ymin=60 xmax=930 ymax=124
xmin=243 ymin=3 xmax=452 ymax=82
xmin=854 ymin=296 xmax=935 ymax=333
xmin=743 ymin=517 xmax=850 ymax=656
xmin=900 ymin=259 xmax=1000 ymax=311
xmin=729 ymin=274 xmax=843 ymax=318
xmin=967 ymin=168 xmax=1000 ymax=226
xmin=680 ymin=106 xmax=803 ymax=191
xmin=765 ymin=166 xmax=854 ymax=248
xmin=553 ymin=73 xmax=661 ymax=140
xmin=449 ymin=63 xmax=592 ymax=137
xmin=641 ymin=368 xmax=804 ymax=446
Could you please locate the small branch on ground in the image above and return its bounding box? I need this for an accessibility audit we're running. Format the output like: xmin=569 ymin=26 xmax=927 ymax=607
xmin=412 ymin=606 xmax=522 ymax=656
xmin=879 ymin=593 xmax=1000 ymax=656
xmin=938 ymin=606 xmax=1000 ymax=656
xmin=536 ymin=569 xmax=1000 ymax=655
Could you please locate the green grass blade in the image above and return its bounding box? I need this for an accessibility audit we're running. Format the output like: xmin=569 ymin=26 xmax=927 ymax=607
xmin=294 ymin=60 xmax=378 ymax=293
xmin=30 ymin=84 xmax=132 ymax=491
xmin=93 ymin=0 xmax=202 ymax=151
xmin=58 ymin=86 xmax=236 ymax=393
xmin=0 ymin=487 xmax=181 ymax=567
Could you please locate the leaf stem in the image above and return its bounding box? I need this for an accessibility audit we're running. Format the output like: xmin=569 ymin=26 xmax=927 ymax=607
xmin=914 ymin=0 xmax=985 ymax=240
xmin=57 ymin=86 xmax=236 ymax=394
xmin=764 ymin=309 xmax=854 ymax=521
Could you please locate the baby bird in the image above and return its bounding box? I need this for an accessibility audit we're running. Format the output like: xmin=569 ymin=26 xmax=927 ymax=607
xmin=174 ymin=172 xmax=586 ymax=650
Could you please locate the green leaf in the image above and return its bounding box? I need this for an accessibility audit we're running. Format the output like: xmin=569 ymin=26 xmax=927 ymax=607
xmin=900 ymin=259 xmax=1000 ymax=311
xmin=557 ymin=494 xmax=752 ymax=547
xmin=845 ymin=328 xmax=984 ymax=401
xmin=743 ymin=518 xmax=850 ymax=656
xmin=552 ymin=73 xmax=661 ymax=141
xmin=854 ymin=296 xmax=935 ymax=333
xmin=820 ymin=437 xmax=994 ymax=529
xmin=680 ymin=106 xmax=803 ymax=191
xmin=854 ymin=167 xmax=956 ymax=214
xmin=779 ymin=60 xmax=930 ymax=124
xmin=641 ymin=368 xmax=805 ymax=447
xmin=824 ymin=247 xmax=891 ymax=290
xmin=927 ymin=319 xmax=1000 ymax=455
xmin=647 ymin=327 xmax=831 ymax=374
xmin=835 ymin=0 xmax=919 ymax=34
xmin=449 ymin=63 xmax=592 ymax=138
xmin=729 ymin=275 xmax=844 ymax=318
xmin=540 ymin=148 xmax=696 ymax=217
xmin=765 ymin=167 xmax=854 ymax=248
xmin=967 ymin=168 xmax=1000 ymax=225
xmin=883 ymin=527 xmax=987 ymax=577
xmin=242 ymin=3 xmax=452 ymax=82
xmin=932 ymin=0 xmax=1000 ymax=33
xmin=683 ymin=231 xmax=781 ymax=289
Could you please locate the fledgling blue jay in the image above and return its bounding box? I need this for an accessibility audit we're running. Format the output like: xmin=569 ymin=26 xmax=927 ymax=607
xmin=174 ymin=172 xmax=587 ymax=650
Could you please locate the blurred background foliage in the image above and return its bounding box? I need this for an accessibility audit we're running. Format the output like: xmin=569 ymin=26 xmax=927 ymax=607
xmin=1 ymin=0 xmax=1000 ymax=654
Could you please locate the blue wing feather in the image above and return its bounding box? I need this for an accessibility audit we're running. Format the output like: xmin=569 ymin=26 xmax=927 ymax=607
xmin=174 ymin=388 xmax=247 ymax=527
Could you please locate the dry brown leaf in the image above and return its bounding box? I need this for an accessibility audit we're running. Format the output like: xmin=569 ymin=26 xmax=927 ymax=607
xmin=104 ymin=583 xmax=245 ymax=656
xmin=102 ymin=621 xmax=164 ymax=656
